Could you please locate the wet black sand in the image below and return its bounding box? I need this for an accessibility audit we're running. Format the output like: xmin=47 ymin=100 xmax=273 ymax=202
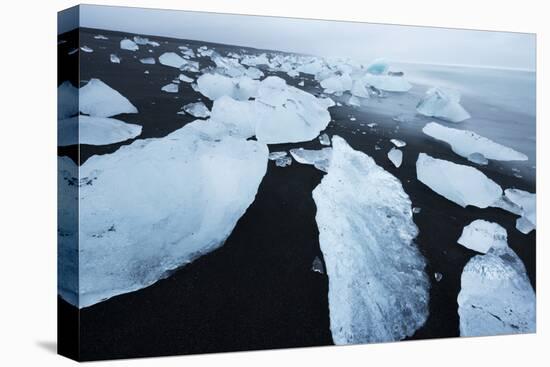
xmin=58 ymin=27 xmax=535 ymax=361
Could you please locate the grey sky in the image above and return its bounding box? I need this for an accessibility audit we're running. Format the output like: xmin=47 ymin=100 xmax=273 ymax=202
xmin=78 ymin=4 xmax=536 ymax=70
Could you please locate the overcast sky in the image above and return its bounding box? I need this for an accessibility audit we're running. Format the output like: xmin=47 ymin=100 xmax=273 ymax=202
xmin=78 ymin=4 xmax=536 ymax=70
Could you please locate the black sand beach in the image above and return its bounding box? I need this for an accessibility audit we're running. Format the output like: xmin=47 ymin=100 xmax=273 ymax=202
xmin=58 ymin=27 xmax=536 ymax=361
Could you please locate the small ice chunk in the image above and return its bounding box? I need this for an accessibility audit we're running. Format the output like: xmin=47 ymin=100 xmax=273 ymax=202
xmin=79 ymin=79 xmax=138 ymax=117
xmin=434 ymin=273 xmax=443 ymax=282
xmin=416 ymin=88 xmax=470 ymax=123
xmin=313 ymin=136 xmax=429 ymax=344
xmin=58 ymin=115 xmax=142 ymax=146
xmin=416 ymin=153 xmax=502 ymax=208
xmin=347 ymin=95 xmax=361 ymax=107
xmin=139 ymin=57 xmax=156 ymax=65
xmin=423 ymin=122 xmax=527 ymax=161
xmin=159 ymin=52 xmax=187 ymax=68
xmin=179 ymin=74 xmax=194 ymax=83
xmin=457 ymin=220 xmax=508 ymax=253
xmin=161 ymin=83 xmax=179 ymax=93
xmin=412 ymin=207 xmax=421 ymax=214
xmin=110 ymin=54 xmax=121 ymax=64
xmin=275 ymin=156 xmax=292 ymax=167
xmin=350 ymin=117 xmax=356 ymax=121
xmin=367 ymin=123 xmax=377 ymax=128
xmin=298 ymin=81 xmax=305 ymax=87
xmin=468 ymin=152 xmax=489 ymax=166
xmin=363 ymin=74 xmax=412 ymax=92
xmin=290 ymin=147 xmax=332 ymax=173
xmin=94 ymin=34 xmax=108 ymax=40
xmin=392 ymin=114 xmax=415 ymax=123
xmin=120 ymin=39 xmax=139 ymax=51
xmin=197 ymin=73 xmax=259 ymax=101
xmin=311 ymin=256 xmax=325 ymax=274
xmin=319 ymin=133 xmax=331 ymax=146
xmin=390 ymin=139 xmax=406 ymax=148
xmin=320 ymin=73 xmax=352 ymax=94
xmin=68 ymin=48 xmax=78 ymax=55
xmin=80 ymin=46 xmax=93 ymax=53
xmin=387 ymin=148 xmax=403 ymax=168
xmin=182 ymin=102 xmax=210 ymax=118
xmin=458 ymin=244 xmax=535 ymax=336
xmin=268 ymin=151 xmax=287 ymax=161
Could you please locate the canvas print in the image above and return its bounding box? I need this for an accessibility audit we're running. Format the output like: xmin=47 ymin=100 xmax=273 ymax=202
xmin=57 ymin=4 xmax=536 ymax=361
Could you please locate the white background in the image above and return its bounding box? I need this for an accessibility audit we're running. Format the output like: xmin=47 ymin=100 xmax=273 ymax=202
xmin=0 ymin=0 xmax=547 ymax=365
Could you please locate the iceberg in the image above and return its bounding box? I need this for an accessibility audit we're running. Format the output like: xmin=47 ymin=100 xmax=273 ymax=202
xmin=182 ymin=102 xmax=211 ymax=118
xmin=457 ymin=220 xmax=508 ymax=253
xmin=58 ymin=119 xmax=269 ymax=308
xmin=458 ymin=243 xmax=535 ymax=336
xmin=120 ymin=39 xmax=139 ymax=51
xmin=313 ymin=136 xmax=429 ymax=344
xmin=423 ymin=122 xmax=528 ymax=161
xmin=161 ymin=83 xmax=179 ymax=93
xmin=159 ymin=52 xmax=188 ymax=68
xmin=319 ymin=133 xmax=331 ymax=146
xmin=58 ymin=116 xmax=142 ymax=146
xmin=416 ymin=153 xmax=502 ymax=208
xmin=139 ymin=57 xmax=156 ymax=65
xmin=416 ymin=87 xmax=471 ymax=123
xmin=110 ymin=54 xmax=121 ymax=64
xmin=289 ymin=147 xmax=332 ymax=173
xmin=320 ymin=73 xmax=352 ymax=94
xmin=79 ymin=79 xmax=138 ymax=117
xmin=387 ymin=148 xmax=403 ymax=168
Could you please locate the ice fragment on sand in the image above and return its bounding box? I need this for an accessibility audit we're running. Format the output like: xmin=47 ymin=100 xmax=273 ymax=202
xmin=416 ymin=88 xmax=470 ymax=122
xmin=387 ymin=148 xmax=403 ymax=168
xmin=139 ymin=57 xmax=156 ymax=65
xmin=458 ymin=220 xmax=508 ymax=254
xmin=468 ymin=153 xmax=489 ymax=166
xmin=159 ymin=52 xmax=188 ymax=68
xmin=500 ymin=189 xmax=536 ymax=234
xmin=120 ymin=39 xmax=139 ymax=51
xmin=434 ymin=273 xmax=443 ymax=282
xmin=313 ymin=136 xmax=429 ymax=344
xmin=416 ymin=153 xmax=502 ymax=208
xmin=312 ymin=256 xmax=325 ymax=274
xmin=390 ymin=139 xmax=406 ymax=148
xmin=268 ymin=151 xmax=287 ymax=160
xmin=423 ymin=122 xmax=527 ymax=161
xmin=161 ymin=83 xmax=179 ymax=93
xmin=275 ymin=156 xmax=292 ymax=167
xmin=182 ymin=102 xmax=211 ymax=118
xmin=290 ymin=147 xmax=332 ymax=173
xmin=94 ymin=34 xmax=108 ymax=40
xmin=80 ymin=79 xmax=138 ymax=117
xmin=110 ymin=54 xmax=121 ymax=64
xmin=179 ymin=74 xmax=194 ymax=83
xmin=80 ymin=46 xmax=93 ymax=53
xmin=58 ymin=120 xmax=269 ymax=307
xmin=458 ymin=240 xmax=535 ymax=336
xmin=319 ymin=133 xmax=331 ymax=146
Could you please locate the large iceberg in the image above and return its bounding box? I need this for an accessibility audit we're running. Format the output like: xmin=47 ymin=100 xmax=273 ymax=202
xmin=422 ymin=122 xmax=528 ymax=161
xmin=79 ymin=79 xmax=138 ymax=117
xmin=58 ymin=116 xmax=142 ymax=146
xmin=313 ymin=136 xmax=429 ymax=344
xmin=416 ymin=153 xmax=502 ymax=208
xmin=457 ymin=220 xmax=508 ymax=254
xmin=416 ymin=87 xmax=470 ymax=123
xmin=58 ymin=119 xmax=269 ymax=308
xmin=204 ymin=76 xmax=333 ymax=144
xmin=458 ymin=240 xmax=535 ymax=336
